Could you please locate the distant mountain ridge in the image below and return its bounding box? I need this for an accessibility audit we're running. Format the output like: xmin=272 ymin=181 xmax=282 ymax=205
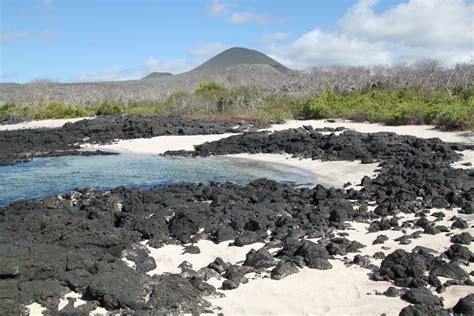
xmin=141 ymin=47 xmax=289 ymax=79
xmin=141 ymin=72 xmax=173 ymax=80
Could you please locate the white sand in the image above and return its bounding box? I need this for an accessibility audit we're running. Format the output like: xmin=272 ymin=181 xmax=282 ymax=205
xmin=452 ymin=150 xmax=474 ymax=169
xmin=89 ymin=306 xmax=109 ymax=315
xmin=208 ymin=262 xmax=472 ymax=316
xmin=228 ymin=153 xmax=379 ymax=189
xmin=27 ymin=292 xmax=87 ymax=315
xmin=144 ymin=239 xmax=264 ymax=275
xmin=57 ymin=291 xmax=86 ymax=311
xmin=25 ymin=302 xmax=46 ymax=315
xmin=208 ymin=260 xmax=407 ymax=315
xmin=265 ymin=119 xmax=474 ymax=144
xmin=336 ymin=209 xmax=474 ymax=262
xmin=0 ymin=117 xmax=92 ymax=131
xmin=207 ymin=209 xmax=473 ymax=316
xmin=82 ymin=133 xmax=237 ymax=154
xmin=122 ymin=257 xmax=137 ymax=269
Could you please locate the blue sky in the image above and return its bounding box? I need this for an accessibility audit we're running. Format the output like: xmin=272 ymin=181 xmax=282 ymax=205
xmin=1 ymin=0 xmax=473 ymax=83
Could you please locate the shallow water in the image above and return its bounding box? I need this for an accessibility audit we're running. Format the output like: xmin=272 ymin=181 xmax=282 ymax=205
xmin=0 ymin=154 xmax=316 ymax=206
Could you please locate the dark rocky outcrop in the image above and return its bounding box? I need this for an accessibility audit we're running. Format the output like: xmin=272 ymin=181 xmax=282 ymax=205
xmin=399 ymin=304 xmax=449 ymax=316
xmin=0 ymin=116 xmax=266 ymax=165
xmin=452 ymin=294 xmax=474 ymax=315
xmin=401 ymin=288 xmax=443 ymax=306
xmin=450 ymin=232 xmax=472 ymax=245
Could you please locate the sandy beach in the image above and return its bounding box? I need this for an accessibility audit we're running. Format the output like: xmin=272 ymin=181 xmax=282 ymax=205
xmin=81 ymin=119 xmax=471 ymax=316
xmin=264 ymin=119 xmax=474 ymax=144
xmin=79 ymin=119 xmax=473 ymax=155
xmin=0 ymin=117 xmax=94 ymax=131
xmin=82 ymin=133 xmax=238 ymax=155
xmin=3 ymin=117 xmax=471 ymax=315
xmin=140 ymin=209 xmax=473 ymax=316
xmin=227 ymin=153 xmax=379 ymax=190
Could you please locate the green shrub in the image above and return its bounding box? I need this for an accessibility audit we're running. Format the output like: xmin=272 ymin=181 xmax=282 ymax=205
xmin=301 ymin=91 xmax=340 ymax=119
xmin=195 ymin=81 xmax=225 ymax=95
xmin=35 ymin=101 xmax=88 ymax=119
xmin=268 ymin=88 xmax=473 ymax=130
xmin=0 ymin=104 xmax=30 ymax=121
xmin=435 ymin=100 xmax=474 ymax=130
xmin=453 ymin=86 xmax=474 ymax=102
xmin=1 ymin=85 xmax=472 ymax=130
xmin=254 ymin=96 xmax=294 ymax=122
xmin=89 ymin=102 xmax=124 ymax=116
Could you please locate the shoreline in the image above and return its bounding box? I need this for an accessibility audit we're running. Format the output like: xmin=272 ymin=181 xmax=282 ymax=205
xmin=1 ymin=116 xmax=472 ymax=315
xmin=82 ymin=133 xmax=238 ymax=155
xmin=226 ymin=153 xmax=379 ymax=190
xmin=77 ymin=118 xmax=472 ymax=188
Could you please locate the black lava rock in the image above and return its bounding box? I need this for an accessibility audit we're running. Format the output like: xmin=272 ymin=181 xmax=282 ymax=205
xmin=451 ymin=218 xmax=469 ymax=229
xmin=271 ymin=262 xmax=299 ymax=280
xmin=450 ymin=232 xmax=472 ymax=245
xmin=373 ymin=235 xmax=389 ymax=245
xmin=444 ymin=244 xmax=474 ymax=262
xmin=294 ymin=240 xmax=332 ymax=270
xmin=222 ymin=279 xmax=239 ymax=290
xmin=379 ymin=249 xmax=427 ymax=282
xmin=430 ymin=261 xmax=469 ymax=279
xmin=452 ymin=294 xmax=474 ymax=315
xmin=183 ymin=245 xmax=201 ymax=254
xmin=243 ymin=248 xmax=277 ymax=269
xmin=401 ymin=288 xmax=443 ymax=306
xmin=399 ymin=304 xmax=449 ymax=316
xmin=383 ymin=286 xmax=400 ymax=297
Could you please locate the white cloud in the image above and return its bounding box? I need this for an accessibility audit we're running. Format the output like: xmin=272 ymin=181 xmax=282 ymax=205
xmin=270 ymin=29 xmax=392 ymax=67
xmin=0 ymin=30 xmax=29 ymax=44
xmin=339 ymin=0 xmax=473 ymax=48
xmin=270 ymin=0 xmax=474 ymax=67
xmin=206 ymin=0 xmax=233 ymax=16
xmin=228 ymin=11 xmax=283 ymax=24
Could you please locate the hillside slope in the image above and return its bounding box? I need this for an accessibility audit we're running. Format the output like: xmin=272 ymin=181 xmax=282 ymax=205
xmin=188 ymin=47 xmax=288 ymax=74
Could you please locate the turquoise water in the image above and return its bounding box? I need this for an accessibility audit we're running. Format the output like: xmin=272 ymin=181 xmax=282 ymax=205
xmin=0 ymin=154 xmax=316 ymax=206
